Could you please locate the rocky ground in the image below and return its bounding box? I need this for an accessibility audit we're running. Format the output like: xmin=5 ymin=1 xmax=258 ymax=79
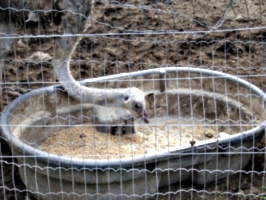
xmin=0 ymin=0 xmax=265 ymax=199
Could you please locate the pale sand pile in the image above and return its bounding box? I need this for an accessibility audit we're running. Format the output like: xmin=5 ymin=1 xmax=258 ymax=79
xmin=40 ymin=119 xmax=218 ymax=160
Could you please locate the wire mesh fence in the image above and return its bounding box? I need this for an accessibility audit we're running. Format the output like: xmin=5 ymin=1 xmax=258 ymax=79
xmin=0 ymin=0 xmax=265 ymax=199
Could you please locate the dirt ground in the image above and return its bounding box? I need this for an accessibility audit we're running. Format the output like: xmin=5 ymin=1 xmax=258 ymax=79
xmin=0 ymin=0 xmax=266 ymax=199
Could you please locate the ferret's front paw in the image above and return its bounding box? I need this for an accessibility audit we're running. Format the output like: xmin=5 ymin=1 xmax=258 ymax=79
xmin=110 ymin=116 xmax=135 ymax=135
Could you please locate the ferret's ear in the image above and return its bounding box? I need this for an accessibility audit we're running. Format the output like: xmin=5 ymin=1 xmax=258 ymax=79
xmin=144 ymin=91 xmax=160 ymax=97
xmin=145 ymin=92 xmax=154 ymax=98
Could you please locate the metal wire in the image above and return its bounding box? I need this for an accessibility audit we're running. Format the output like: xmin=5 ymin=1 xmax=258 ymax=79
xmin=0 ymin=0 xmax=265 ymax=200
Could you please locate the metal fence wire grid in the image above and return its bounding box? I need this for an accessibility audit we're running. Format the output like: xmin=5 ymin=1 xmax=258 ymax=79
xmin=0 ymin=0 xmax=265 ymax=200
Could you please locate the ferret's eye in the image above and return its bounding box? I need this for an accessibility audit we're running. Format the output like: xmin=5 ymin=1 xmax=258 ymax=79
xmin=124 ymin=95 xmax=129 ymax=101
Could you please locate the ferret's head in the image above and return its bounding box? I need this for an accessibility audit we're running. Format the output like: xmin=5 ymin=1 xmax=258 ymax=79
xmin=121 ymin=87 xmax=149 ymax=123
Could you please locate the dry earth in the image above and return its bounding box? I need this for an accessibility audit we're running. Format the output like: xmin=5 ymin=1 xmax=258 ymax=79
xmin=0 ymin=0 xmax=265 ymax=199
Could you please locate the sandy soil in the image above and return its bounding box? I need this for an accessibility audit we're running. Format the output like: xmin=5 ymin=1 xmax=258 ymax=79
xmin=39 ymin=119 xmax=217 ymax=159
xmin=0 ymin=0 xmax=265 ymax=199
